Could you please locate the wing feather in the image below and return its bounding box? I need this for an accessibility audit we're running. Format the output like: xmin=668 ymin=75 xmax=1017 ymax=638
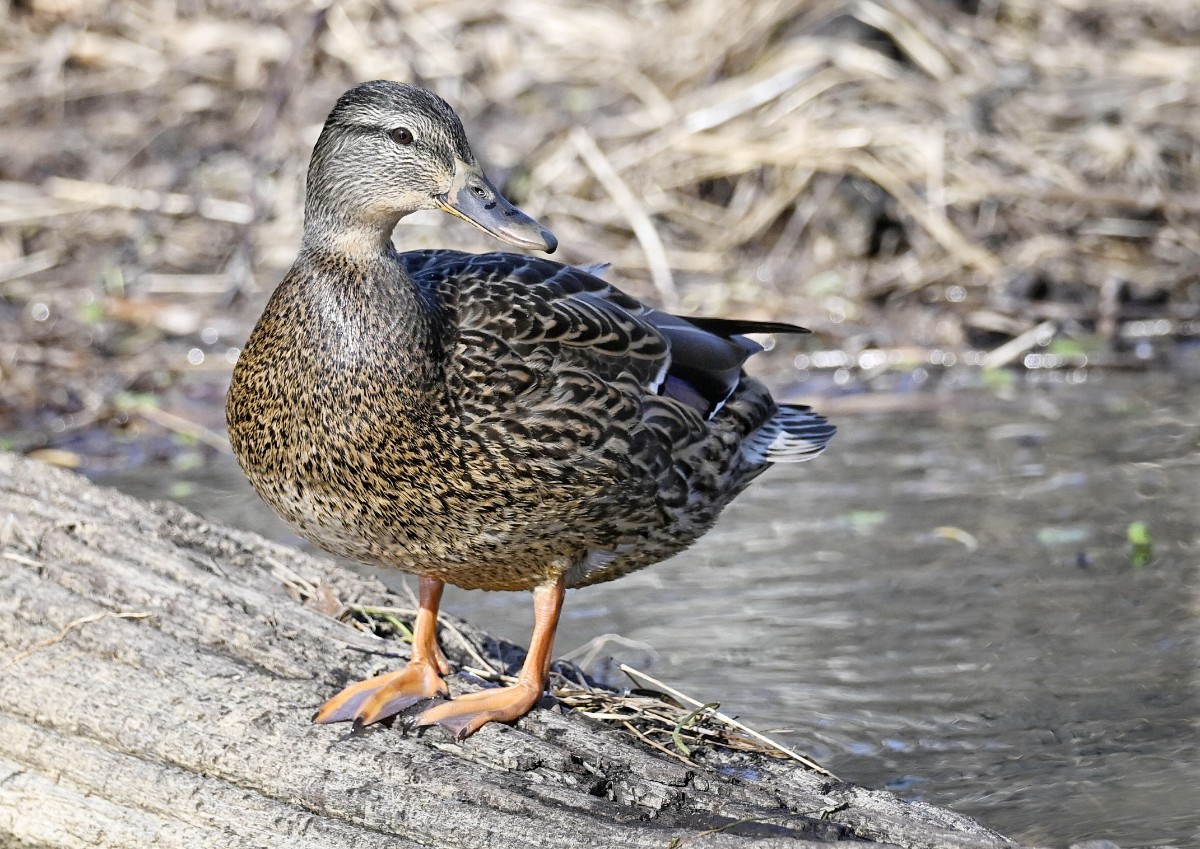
xmin=398 ymin=249 xmax=834 ymax=575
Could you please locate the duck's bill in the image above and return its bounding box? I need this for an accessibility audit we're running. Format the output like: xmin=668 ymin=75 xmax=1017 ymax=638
xmin=437 ymin=167 xmax=557 ymax=253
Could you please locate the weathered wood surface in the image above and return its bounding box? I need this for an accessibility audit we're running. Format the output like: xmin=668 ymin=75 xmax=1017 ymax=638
xmin=0 ymin=452 xmax=1023 ymax=849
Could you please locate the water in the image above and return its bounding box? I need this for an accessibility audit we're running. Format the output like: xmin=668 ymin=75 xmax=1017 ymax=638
xmin=99 ymin=371 xmax=1199 ymax=847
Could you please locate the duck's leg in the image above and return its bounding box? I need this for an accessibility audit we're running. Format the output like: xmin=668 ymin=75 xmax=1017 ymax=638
xmin=413 ymin=575 xmax=565 ymax=739
xmin=313 ymin=575 xmax=451 ymax=727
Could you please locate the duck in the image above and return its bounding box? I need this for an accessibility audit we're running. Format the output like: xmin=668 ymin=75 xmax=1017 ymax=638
xmin=226 ymin=80 xmax=835 ymax=740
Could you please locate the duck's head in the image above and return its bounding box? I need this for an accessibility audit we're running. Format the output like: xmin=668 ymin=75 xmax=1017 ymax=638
xmin=303 ymin=80 xmax=557 ymax=254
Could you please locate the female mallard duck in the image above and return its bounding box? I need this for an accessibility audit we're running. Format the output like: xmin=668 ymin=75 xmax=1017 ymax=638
xmin=227 ymin=80 xmax=834 ymax=739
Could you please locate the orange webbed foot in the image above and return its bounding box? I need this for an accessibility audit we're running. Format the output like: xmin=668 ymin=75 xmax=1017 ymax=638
xmin=313 ymin=660 xmax=449 ymax=727
xmin=315 ymin=576 xmax=452 ymax=728
xmin=411 ymin=678 xmax=544 ymax=739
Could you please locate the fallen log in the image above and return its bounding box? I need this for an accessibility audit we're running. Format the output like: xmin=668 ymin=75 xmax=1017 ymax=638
xmin=0 ymin=452 xmax=1022 ymax=849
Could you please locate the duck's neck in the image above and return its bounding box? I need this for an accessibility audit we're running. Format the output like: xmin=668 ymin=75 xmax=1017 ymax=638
xmin=300 ymin=205 xmax=402 ymax=260
xmin=295 ymin=200 xmax=448 ymax=371
xmin=288 ymin=236 xmax=447 ymax=395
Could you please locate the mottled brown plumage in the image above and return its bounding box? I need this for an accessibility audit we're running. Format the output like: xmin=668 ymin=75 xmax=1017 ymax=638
xmin=226 ymin=81 xmax=834 ymax=738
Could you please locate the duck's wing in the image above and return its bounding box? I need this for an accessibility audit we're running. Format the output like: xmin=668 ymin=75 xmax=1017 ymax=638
xmin=399 ymin=249 xmax=832 ymax=571
xmin=404 ymin=250 xmax=668 ymax=389
xmin=400 ymin=250 xmax=807 ymax=419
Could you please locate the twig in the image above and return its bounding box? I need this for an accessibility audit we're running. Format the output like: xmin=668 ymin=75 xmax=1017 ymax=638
xmin=620 ymin=663 xmax=836 ymax=777
xmin=124 ymin=402 xmax=231 ymax=452
xmin=4 ymin=611 xmax=153 ymax=669
xmin=570 ymin=127 xmax=678 ymax=308
xmin=621 ymin=720 xmax=698 ymax=768
xmin=346 ymin=602 xmax=501 ymax=676
xmin=982 ymin=320 xmax=1057 ymax=369
xmin=0 ymin=249 xmax=61 ymax=285
xmin=44 ymin=177 xmax=252 ymax=224
xmin=683 ymin=60 xmax=821 ymax=133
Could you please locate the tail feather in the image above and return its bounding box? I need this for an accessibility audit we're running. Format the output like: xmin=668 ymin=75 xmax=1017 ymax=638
xmin=741 ymin=404 xmax=835 ymax=464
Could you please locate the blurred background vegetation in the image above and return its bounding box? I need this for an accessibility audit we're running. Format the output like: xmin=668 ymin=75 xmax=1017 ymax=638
xmin=2 ymin=0 xmax=1198 ymax=460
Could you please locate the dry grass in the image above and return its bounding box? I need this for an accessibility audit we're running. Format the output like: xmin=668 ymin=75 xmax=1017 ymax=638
xmin=2 ymin=0 xmax=1199 ymax=439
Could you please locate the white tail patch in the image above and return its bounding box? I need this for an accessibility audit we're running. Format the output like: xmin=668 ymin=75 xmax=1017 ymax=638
xmin=741 ymin=405 xmax=835 ymax=463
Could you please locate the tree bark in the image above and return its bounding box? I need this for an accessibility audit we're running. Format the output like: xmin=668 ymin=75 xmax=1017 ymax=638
xmin=0 ymin=452 xmax=1022 ymax=849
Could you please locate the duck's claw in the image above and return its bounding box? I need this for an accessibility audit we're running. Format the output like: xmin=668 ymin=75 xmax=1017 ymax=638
xmin=314 ymin=661 xmax=449 ymax=727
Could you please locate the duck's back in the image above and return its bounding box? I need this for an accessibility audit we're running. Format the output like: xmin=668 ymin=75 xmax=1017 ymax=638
xmin=228 ymin=249 xmax=833 ymax=591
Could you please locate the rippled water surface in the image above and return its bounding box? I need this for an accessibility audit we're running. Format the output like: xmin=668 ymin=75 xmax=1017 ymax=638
xmin=103 ymin=372 xmax=1199 ymax=847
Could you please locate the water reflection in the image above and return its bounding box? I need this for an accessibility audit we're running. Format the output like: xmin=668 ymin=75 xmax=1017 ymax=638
xmin=101 ymin=372 xmax=1199 ymax=847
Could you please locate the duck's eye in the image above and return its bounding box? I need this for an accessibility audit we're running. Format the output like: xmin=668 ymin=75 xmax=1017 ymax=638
xmin=389 ymin=127 xmax=414 ymax=145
